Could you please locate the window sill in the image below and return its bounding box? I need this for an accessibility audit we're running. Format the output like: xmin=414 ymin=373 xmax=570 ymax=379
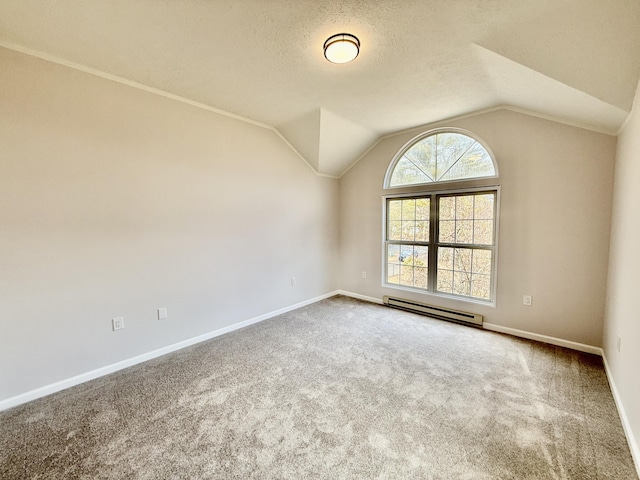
xmin=383 ymin=283 xmax=496 ymax=308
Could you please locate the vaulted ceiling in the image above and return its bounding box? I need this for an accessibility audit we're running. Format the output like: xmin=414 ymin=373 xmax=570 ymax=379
xmin=1 ymin=0 xmax=639 ymax=177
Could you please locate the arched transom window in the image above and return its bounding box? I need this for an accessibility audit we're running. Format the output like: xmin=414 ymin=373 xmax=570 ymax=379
xmin=383 ymin=129 xmax=499 ymax=304
xmin=386 ymin=130 xmax=496 ymax=188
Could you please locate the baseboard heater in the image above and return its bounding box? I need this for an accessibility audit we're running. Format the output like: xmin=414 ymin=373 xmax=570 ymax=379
xmin=383 ymin=296 xmax=483 ymax=327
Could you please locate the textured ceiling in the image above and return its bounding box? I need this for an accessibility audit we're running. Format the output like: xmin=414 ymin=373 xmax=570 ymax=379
xmin=1 ymin=0 xmax=639 ymax=177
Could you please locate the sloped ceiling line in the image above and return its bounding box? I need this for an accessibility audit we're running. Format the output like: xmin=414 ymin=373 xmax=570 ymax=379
xmin=0 ymin=40 xmax=627 ymax=182
xmin=0 ymin=41 xmax=337 ymax=178
xmin=2 ymin=0 xmax=639 ymax=178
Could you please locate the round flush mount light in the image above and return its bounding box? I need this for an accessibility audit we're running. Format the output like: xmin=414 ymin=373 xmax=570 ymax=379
xmin=323 ymin=33 xmax=360 ymax=64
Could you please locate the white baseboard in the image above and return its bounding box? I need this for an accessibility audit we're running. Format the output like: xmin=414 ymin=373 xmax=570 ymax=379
xmin=337 ymin=291 xmax=604 ymax=356
xmin=338 ymin=291 xmax=603 ymax=356
xmin=337 ymin=290 xmax=384 ymax=305
xmin=601 ymin=353 xmax=640 ymax=478
xmin=483 ymin=322 xmax=602 ymax=356
xmin=0 ymin=290 xmax=340 ymax=412
xmin=3 ymin=287 xmax=634 ymax=480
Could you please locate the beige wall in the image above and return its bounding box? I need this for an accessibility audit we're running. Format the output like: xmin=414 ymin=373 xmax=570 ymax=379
xmin=0 ymin=47 xmax=339 ymax=401
xmin=339 ymin=109 xmax=616 ymax=347
xmin=604 ymin=79 xmax=640 ymax=463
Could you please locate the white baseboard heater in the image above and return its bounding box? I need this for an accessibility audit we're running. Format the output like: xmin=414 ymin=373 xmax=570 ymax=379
xmin=383 ymin=296 xmax=483 ymax=327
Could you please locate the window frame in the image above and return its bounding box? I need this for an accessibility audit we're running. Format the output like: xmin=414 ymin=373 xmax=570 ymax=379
xmin=382 ymin=127 xmax=501 ymax=307
xmin=382 ymin=185 xmax=500 ymax=306
xmin=383 ymin=127 xmax=499 ymax=190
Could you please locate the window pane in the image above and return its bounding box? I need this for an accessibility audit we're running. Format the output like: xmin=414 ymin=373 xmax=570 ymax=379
xmin=474 ymin=194 xmax=494 ymax=219
xmin=387 ymin=244 xmax=400 ymax=264
xmin=437 ymin=269 xmax=453 ymax=293
xmin=403 ymin=136 xmax=437 ymax=181
xmin=415 ymin=221 xmax=429 ymax=242
xmin=455 ymin=220 xmax=473 ymax=244
xmin=438 ymin=142 xmax=495 ymax=182
xmin=472 ymin=249 xmax=492 ymax=274
xmin=400 ymin=246 xmax=414 ymax=266
xmin=401 ymin=222 xmax=415 ymax=241
xmin=450 ymin=247 xmax=473 ymax=297
xmin=455 ymin=195 xmax=473 ymax=220
xmin=402 ymin=199 xmax=416 ymax=220
xmin=387 ymin=132 xmax=495 ymax=187
xmin=387 ymin=244 xmax=402 ymax=284
xmin=414 ymin=246 xmax=428 ymax=267
xmin=415 ymin=198 xmax=430 ymax=220
xmin=440 ymin=197 xmax=455 ymax=220
xmin=473 ymin=220 xmax=493 ymax=245
xmin=388 ymin=200 xmax=402 ymax=221
xmin=389 ymin=157 xmax=433 ymax=187
xmin=471 ymin=273 xmax=491 ymax=300
xmin=438 ymin=247 xmax=453 ymax=270
xmin=453 ymin=271 xmax=471 ymax=296
xmin=437 ymin=246 xmax=492 ymax=300
xmin=439 ymin=193 xmax=496 ymax=246
xmin=435 ymin=133 xmax=476 ymax=181
xmin=386 ymin=198 xmax=433 ymax=243
xmin=388 ymin=263 xmax=400 ymax=284
xmin=439 ymin=220 xmax=455 ymax=243
xmin=414 ymin=267 xmax=428 ymax=288
xmin=387 ymin=244 xmax=430 ymax=291
xmin=453 ymin=248 xmax=472 ymax=272
xmin=399 ymin=265 xmax=414 ymax=286
xmin=389 ymin=221 xmax=402 ymax=241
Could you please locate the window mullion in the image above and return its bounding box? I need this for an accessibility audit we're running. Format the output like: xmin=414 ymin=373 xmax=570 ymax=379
xmin=429 ymin=193 xmax=438 ymax=292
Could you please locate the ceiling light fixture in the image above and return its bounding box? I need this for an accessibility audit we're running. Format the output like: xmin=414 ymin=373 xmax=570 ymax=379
xmin=323 ymin=33 xmax=360 ymax=64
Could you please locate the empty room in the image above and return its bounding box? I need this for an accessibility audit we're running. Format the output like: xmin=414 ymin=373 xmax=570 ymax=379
xmin=1 ymin=1 xmax=639 ymax=478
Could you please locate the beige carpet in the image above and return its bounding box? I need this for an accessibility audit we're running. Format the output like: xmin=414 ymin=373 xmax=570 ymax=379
xmin=0 ymin=295 xmax=637 ymax=479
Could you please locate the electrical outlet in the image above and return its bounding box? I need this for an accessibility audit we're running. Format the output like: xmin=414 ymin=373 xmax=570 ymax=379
xmin=112 ymin=316 xmax=124 ymax=331
xmin=362 ymin=271 xmax=367 ymax=279
xmin=158 ymin=307 xmax=168 ymax=320
xmin=617 ymin=336 xmax=621 ymax=352
xmin=523 ymin=295 xmax=532 ymax=306
xmin=290 ymin=277 xmax=296 ymax=286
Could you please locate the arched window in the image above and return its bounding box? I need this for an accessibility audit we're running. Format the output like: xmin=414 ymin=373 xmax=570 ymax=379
xmin=383 ymin=129 xmax=499 ymax=304
xmin=385 ymin=129 xmax=497 ymax=188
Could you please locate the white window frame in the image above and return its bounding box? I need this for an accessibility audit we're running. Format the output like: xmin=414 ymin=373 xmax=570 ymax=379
xmin=384 ymin=127 xmax=499 ymax=189
xmin=382 ymin=128 xmax=500 ymax=307
xmin=382 ymin=186 xmax=500 ymax=306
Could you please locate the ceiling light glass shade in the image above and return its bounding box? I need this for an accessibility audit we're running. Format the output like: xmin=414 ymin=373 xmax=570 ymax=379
xmin=323 ymin=33 xmax=360 ymax=64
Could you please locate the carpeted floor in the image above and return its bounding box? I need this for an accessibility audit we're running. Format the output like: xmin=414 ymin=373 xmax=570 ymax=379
xmin=0 ymin=295 xmax=637 ymax=479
